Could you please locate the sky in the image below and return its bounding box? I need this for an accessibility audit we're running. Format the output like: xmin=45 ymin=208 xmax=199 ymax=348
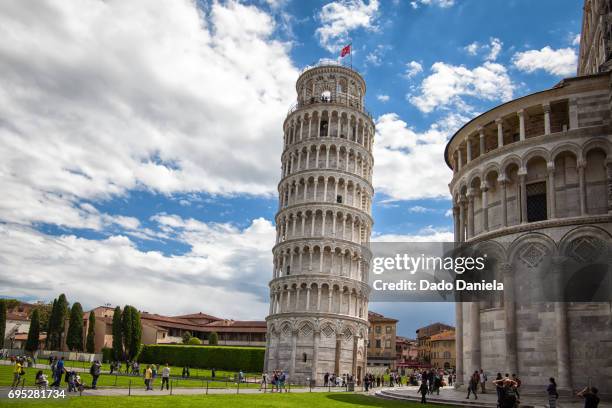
xmin=0 ymin=0 xmax=583 ymax=337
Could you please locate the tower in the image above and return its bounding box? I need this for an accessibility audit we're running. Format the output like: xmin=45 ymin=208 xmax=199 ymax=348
xmin=264 ymin=61 xmax=375 ymax=385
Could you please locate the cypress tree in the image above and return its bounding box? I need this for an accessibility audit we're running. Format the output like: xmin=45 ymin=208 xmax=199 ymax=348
xmin=25 ymin=309 xmax=40 ymax=353
xmin=130 ymin=307 xmax=141 ymax=359
xmin=46 ymin=299 xmax=57 ymax=348
xmin=0 ymin=300 xmax=6 ymax=348
xmin=112 ymin=306 xmax=123 ymax=360
xmin=66 ymin=302 xmax=84 ymax=351
xmin=86 ymin=311 xmax=96 ymax=353
xmin=122 ymin=306 xmax=133 ymax=359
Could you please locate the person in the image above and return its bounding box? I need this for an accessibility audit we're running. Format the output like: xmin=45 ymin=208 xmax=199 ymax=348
xmin=480 ymin=369 xmax=487 ymax=393
xmin=278 ymin=371 xmax=286 ymax=392
xmin=512 ymin=373 xmax=521 ymax=400
xmin=211 ymin=368 xmax=216 ymax=379
xmin=151 ymin=364 xmax=157 ymax=388
xmin=418 ymin=380 xmax=429 ymax=404
xmin=466 ymin=371 xmax=479 ymax=399
xmin=51 ymin=356 xmax=65 ymax=388
xmin=494 ymin=373 xmax=505 ymax=408
xmin=547 ymin=377 xmax=559 ymax=408
xmin=260 ymin=372 xmax=268 ymax=391
xmin=35 ymin=370 xmax=49 ymax=389
xmin=67 ymin=370 xmax=78 ymax=392
xmin=144 ymin=365 xmax=153 ymax=391
xmin=448 ymin=373 xmax=453 ymax=387
xmin=161 ymin=363 xmax=170 ymax=391
xmin=109 ymin=361 xmax=115 ymax=375
xmin=11 ymin=358 xmax=25 ymax=388
xmin=324 ymin=372 xmax=329 ymax=387
xmin=239 ymin=370 xmax=244 ymax=383
xmin=577 ymin=386 xmax=600 ymax=408
xmin=90 ymin=360 xmax=101 ymax=390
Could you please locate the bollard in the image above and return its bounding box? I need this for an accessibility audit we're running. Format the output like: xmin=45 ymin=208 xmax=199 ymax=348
xmin=170 ymin=380 xmax=173 ymax=395
xmin=237 ymin=379 xmax=240 ymax=394
xmin=206 ymin=380 xmax=209 ymax=395
xmin=128 ymin=380 xmax=131 ymax=396
xmin=114 ymin=374 xmax=118 ymax=386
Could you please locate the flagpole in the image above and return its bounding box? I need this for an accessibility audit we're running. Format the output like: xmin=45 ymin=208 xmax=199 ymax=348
xmin=350 ymin=42 xmax=353 ymax=69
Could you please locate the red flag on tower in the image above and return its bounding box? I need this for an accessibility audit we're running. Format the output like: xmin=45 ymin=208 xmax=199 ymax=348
xmin=340 ymin=44 xmax=351 ymax=58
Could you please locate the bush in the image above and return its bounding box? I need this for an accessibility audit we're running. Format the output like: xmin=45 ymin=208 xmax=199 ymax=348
xmin=187 ymin=337 xmax=202 ymax=345
xmin=208 ymin=331 xmax=218 ymax=346
xmin=102 ymin=347 xmax=113 ymax=363
xmin=139 ymin=345 xmax=264 ymax=372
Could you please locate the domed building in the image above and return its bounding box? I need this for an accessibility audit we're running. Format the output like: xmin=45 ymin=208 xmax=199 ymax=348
xmin=446 ymin=0 xmax=612 ymax=395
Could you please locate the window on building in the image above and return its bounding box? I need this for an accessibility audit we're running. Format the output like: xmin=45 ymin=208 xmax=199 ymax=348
xmin=375 ymin=326 xmax=381 ymax=334
xmin=526 ymin=182 xmax=547 ymax=222
xmin=320 ymin=121 xmax=328 ymax=136
xmin=385 ymin=340 xmax=391 ymax=348
xmin=337 ymin=195 xmax=343 ymax=203
xmin=386 ymin=326 xmax=392 ymax=334
xmin=303 ymin=353 xmax=308 ymax=362
xmin=375 ymin=339 xmax=381 ymax=348
xmin=286 ymin=266 xmax=290 ymax=276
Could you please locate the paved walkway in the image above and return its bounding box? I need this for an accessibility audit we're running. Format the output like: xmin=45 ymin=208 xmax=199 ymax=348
xmin=374 ymin=386 xmax=611 ymax=408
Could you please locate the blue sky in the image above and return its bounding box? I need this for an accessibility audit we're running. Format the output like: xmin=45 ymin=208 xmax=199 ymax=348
xmin=0 ymin=0 xmax=582 ymax=337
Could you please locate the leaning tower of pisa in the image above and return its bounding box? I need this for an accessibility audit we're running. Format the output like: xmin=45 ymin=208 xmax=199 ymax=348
xmin=264 ymin=61 xmax=375 ymax=385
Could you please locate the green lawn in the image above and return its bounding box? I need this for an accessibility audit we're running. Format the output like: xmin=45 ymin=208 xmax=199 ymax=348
xmin=0 ymin=365 xmax=260 ymax=389
xmin=2 ymin=393 xmax=453 ymax=407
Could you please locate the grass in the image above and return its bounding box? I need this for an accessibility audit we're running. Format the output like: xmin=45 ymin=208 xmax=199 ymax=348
xmin=0 ymin=365 xmax=260 ymax=389
xmin=2 ymin=392 xmax=454 ymax=407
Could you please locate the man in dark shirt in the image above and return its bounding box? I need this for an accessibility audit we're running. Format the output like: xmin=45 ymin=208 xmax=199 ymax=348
xmin=577 ymin=386 xmax=600 ymax=408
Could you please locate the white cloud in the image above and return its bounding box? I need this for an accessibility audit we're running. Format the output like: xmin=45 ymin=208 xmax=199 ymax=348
xmin=463 ymin=38 xmax=502 ymax=61
xmin=444 ymin=209 xmax=453 ymax=217
xmin=512 ymin=46 xmax=578 ymax=76
xmin=0 ymin=217 xmax=276 ymax=319
xmin=409 ymin=61 xmax=514 ymax=113
xmin=572 ymin=34 xmax=581 ymax=46
xmin=316 ymin=0 xmax=379 ymax=52
xmin=365 ymin=44 xmax=390 ymax=66
xmin=404 ymin=60 xmax=423 ymax=78
xmin=377 ymin=94 xmax=390 ymax=102
xmin=408 ymin=205 xmax=434 ymax=213
xmin=373 ymin=112 xmax=467 ymax=201
xmin=486 ymin=38 xmax=503 ymax=61
xmin=410 ymin=0 xmax=455 ymax=9
xmin=373 ymin=226 xmax=454 ymax=242
xmin=0 ymin=0 xmax=299 ymax=230
xmin=464 ymin=42 xmax=480 ymax=56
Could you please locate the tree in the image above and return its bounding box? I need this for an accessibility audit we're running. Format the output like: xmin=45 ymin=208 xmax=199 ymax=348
xmin=208 ymin=331 xmax=218 ymax=346
xmin=66 ymin=302 xmax=84 ymax=351
xmin=122 ymin=305 xmax=142 ymax=360
xmin=30 ymin=302 xmax=52 ymax=332
xmin=188 ymin=337 xmax=202 ymax=345
xmin=86 ymin=311 xmax=96 ymax=353
xmin=182 ymin=331 xmax=192 ymax=344
xmin=45 ymin=299 xmax=57 ymax=348
xmin=0 ymin=300 xmax=7 ymax=348
xmin=25 ymin=309 xmax=40 ymax=353
xmin=48 ymin=294 xmax=68 ymax=350
xmin=112 ymin=306 xmax=123 ymax=360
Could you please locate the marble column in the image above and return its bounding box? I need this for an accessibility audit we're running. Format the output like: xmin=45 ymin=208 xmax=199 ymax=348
xmin=499 ymin=177 xmax=508 ymax=227
xmin=553 ymin=257 xmax=573 ymax=390
xmin=578 ymin=160 xmax=587 ymax=216
xmin=455 ymin=303 xmax=464 ymax=385
xmin=289 ymin=330 xmax=298 ymax=379
xmin=352 ymin=337 xmax=358 ymax=376
xmin=502 ymin=262 xmax=518 ymax=375
xmin=453 ymin=206 xmax=460 ymax=242
xmin=496 ymin=118 xmax=504 ymax=148
xmin=518 ymin=109 xmax=525 ymax=141
xmin=547 ymin=162 xmax=556 ymax=219
xmin=481 ymin=182 xmax=489 ymax=232
xmin=312 ymin=330 xmax=320 ymax=384
xmin=459 ymin=197 xmax=466 ymax=242
xmin=458 ymin=149 xmax=463 ymax=171
xmin=479 ymin=127 xmax=486 ymax=156
xmin=467 ymin=190 xmax=475 ymax=239
xmin=469 ymin=301 xmax=481 ymax=375
xmin=606 ymin=159 xmax=612 ymax=213
xmin=519 ymin=172 xmax=527 ymax=223
xmin=466 ymin=137 xmax=472 ymax=162
xmin=543 ymin=103 xmax=551 ymax=135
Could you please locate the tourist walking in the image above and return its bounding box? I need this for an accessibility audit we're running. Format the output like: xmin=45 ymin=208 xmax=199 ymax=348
xmin=466 ymin=371 xmax=479 ymax=400
xmin=494 ymin=373 xmax=505 ymax=408
xmin=90 ymin=360 xmax=101 ymax=390
xmin=480 ymin=369 xmax=487 ymax=393
xmin=260 ymin=372 xmax=268 ymax=391
xmin=161 ymin=363 xmax=170 ymax=390
xmin=144 ymin=365 xmax=153 ymax=391
xmin=547 ymin=377 xmax=559 ymax=408
xmin=51 ymin=357 xmax=65 ymax=388
xmin=577 ymin=386 xmax=600 ymax=408
xmin=11 ymin=357 xmax=25 ymax=388
xmin=418 ymin=380 xmax=429 ymax=404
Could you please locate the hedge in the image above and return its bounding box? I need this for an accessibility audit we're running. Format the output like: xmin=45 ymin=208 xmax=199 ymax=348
xmin=101 ymin=347 xmax=113 ymax=363
xmin=138 ymin=345 xmax=264 ymax=372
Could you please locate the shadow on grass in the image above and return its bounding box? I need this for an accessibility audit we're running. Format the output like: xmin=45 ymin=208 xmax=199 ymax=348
xmin=325 ymin=393 xmax=454 ymax=407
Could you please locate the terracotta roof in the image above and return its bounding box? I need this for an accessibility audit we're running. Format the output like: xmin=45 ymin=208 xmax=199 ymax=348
xmin=396 ymin=336 xmax=416 ymax=343
xmin=172 ymin=312 xmax=221 ymax=321
xmin=430 ymin=330 xmax=455 ymax=341
xmin=368 ymin=311 xmax=398 ymax=323
xmin=13 ymin=332 xmax=46 ymax=341
xmin=7 ymin=312 xmax=29 ymax=321
xmin=140 ymin=313 xmax=202 ymax=331
xmin=416 ymin=322 xmax=454 ymax=338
